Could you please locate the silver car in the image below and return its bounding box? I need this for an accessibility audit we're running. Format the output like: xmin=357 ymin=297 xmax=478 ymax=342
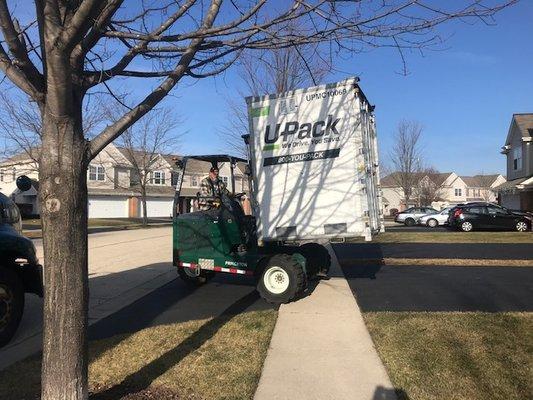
xmin=419 ymin=207 xmax=452 ymax=228
xmin=394 ymin=207 xmax=438 ymax=226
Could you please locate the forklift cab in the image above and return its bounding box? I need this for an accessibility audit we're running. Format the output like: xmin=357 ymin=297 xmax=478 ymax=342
xmin=172 ymin=155 xmax=258 ymax=271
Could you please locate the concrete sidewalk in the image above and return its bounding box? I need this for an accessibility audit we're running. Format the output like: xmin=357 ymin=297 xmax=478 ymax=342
xmin=254 ymin=245 xmax=396 ymax=400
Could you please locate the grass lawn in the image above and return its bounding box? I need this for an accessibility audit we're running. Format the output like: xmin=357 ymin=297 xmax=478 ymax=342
xmin=364 ymin=312 xmax=533 ymax=400
xmin=359 ymin=231 xmax=533 ymax=243
xmin=0 ymin=309 xmax=277 ymax=400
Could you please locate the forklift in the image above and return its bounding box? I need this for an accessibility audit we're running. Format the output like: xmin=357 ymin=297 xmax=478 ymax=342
xmin=172 ymin=155 xmax=330 ymax=304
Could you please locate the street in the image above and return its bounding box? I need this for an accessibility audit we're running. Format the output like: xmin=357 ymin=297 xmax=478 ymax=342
xmin=333 ymin=243 xmax=533 ymax=312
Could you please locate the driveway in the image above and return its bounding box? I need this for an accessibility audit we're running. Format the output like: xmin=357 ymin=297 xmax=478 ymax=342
xmin=333 ymin=243 xmax=533 ymax=312
xmin=1 ymin=227 xmax=177 ymax=369
xmin=333 ymin=242 xmax=533 ymax=260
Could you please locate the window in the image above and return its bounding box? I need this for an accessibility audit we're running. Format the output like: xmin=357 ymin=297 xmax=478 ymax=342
xmin=454 ymin=188 xmax=462 ymax=197
xmin=12 ymin=168 xmax=16 ymax=181
xmin=171 ymin=172 xmax=179 ymax=186
xmin=487 ymin=205 xmax=507 ymax=215
xmin=221 ymin=176 xmax=228 ymax=185
xmin=513 ymin=147 xmax=522 ymax=170
xmin=89 ymin=165 xmax=105 ymax=181
xmin=190 ymin=175 xmax=198 ymax=187
xmin=467 ymin=206 xmax=486 ymax=215
xmin=150 ymin=171 xmax=166 ymax=185
xmin=0 ymin=171 xmax=3 ymax=182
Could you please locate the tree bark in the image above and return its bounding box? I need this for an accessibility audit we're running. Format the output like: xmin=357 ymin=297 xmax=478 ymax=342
xmin=141 ymin=186 xmax=148 ymax=226
xmin=39 ymin=102 xmax=89 ymax=400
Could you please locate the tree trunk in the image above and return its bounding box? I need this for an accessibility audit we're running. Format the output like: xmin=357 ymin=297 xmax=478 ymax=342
xmin=39 ymin=103 xmax=89 ymax=400
xmin=141 ymin=187 xmax=148 ymax=226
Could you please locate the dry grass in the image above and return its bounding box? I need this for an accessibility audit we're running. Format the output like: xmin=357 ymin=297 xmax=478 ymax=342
xmin=341 ymin=258 xmax=533 ymax=267
xmin=0 ymin=310 xmax=277 ymax=400
xmin=364 ymin=312 xmax=533 ymax=400
xmin=355 ymin=231 xmax=533 ymax=243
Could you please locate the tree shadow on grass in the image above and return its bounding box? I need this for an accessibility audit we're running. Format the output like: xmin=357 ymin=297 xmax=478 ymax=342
xmin=90 ymin=290 xmax=261 ymax=400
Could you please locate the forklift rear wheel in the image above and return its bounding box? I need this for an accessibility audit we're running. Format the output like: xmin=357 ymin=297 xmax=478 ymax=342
xmin=257 ymin=254 xmax=305 ymax=304
xmin=177 ymin=267 xmax=215 ymax=285
xmin=0 ymin=267 xmax=25 ymax=348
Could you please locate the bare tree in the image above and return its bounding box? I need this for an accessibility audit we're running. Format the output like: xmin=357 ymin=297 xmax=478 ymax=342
xmin=388 ymin=120 xmax=424 ymax=207
xmin=0 ymin=91 xmax=108 ymax=165
xmin=415 ymin=167 xmax=444 ymax=206
xmin=474 ymin=173 xmax=498 ymax=201
xmin=115 ymin=108 xmax=182 ymax=226
xmin=0 ymin=1 xmax=516 ymax=399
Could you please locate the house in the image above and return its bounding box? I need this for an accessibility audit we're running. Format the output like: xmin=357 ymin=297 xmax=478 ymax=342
xmin=460 ymin=175 xmax=506 ymax=202
xmin=381 ymin=171 xmax=505 ymax=215
xmin=496 ymin=113 xmax=533 ymax=211
xmin=0 ymin=144 xmax=249 ymax=218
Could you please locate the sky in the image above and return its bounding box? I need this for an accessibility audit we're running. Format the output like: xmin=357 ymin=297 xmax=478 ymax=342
xmin=147 ymin=0 xmax=532 ymax=176
xmin=6 ymin=1 xmax=533 ymax=176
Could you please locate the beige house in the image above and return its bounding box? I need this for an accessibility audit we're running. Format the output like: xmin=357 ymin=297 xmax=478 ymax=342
xmin=0 ymin=144 xmax=249 ymax=218
xmin=496 ymin=113 xmax=533 ymax=211
xmin=381 ymin=172 xmax=505 ymax=215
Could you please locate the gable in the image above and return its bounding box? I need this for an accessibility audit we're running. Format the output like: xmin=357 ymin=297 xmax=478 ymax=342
xmin=504 ymin=114 xmax=533 ymax=147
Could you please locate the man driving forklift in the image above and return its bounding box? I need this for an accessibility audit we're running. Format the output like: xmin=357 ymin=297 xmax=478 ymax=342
xmin=198 ymin=166 xmax=230 ymax=210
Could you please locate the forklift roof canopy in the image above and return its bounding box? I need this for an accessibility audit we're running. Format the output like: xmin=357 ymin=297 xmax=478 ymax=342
xmin=181 ymin=154 xmax=247 ymax=169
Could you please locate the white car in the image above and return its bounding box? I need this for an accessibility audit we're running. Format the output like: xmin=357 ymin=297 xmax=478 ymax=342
xmin=419 ymin=207 xmax=452 ymax=228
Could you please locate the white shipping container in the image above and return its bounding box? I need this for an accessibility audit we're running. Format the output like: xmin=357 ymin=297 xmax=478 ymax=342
xmin=245 ymin=77 xmax=383 ymax=242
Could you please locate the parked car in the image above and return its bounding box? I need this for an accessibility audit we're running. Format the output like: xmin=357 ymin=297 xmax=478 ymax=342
xmin=0 ymin=176 xmax=43 ymax=347
xmin=448 ymin=203 xmax=532 ymax=232
xmin=419 ymin=207 xmax=452 ymax=228
xmin=394 ymin=207 xmax=438 ymax=226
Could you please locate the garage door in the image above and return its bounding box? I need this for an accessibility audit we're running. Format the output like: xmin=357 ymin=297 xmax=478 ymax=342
xmin=88 ymin=196 xmax=128 ymax=218
xmin=145 ymin=198 xmax=173 ymax=218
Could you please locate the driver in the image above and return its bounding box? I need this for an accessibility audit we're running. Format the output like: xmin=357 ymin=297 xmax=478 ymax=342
xmin=198 ymin=166 xmax=230 ymax=210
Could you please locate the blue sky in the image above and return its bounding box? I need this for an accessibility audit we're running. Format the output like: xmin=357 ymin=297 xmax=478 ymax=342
xmin=8 ymin=1 xmax=532 ymax=176
xmin=150 ymin=1 xmax=532 ymax=176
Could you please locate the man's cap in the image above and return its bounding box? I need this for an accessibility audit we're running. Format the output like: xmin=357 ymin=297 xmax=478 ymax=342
xmin=210 ymin=166 xmax=219 ymax=172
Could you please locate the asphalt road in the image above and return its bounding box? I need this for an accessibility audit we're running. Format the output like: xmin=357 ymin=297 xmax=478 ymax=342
xmin=333 ymin=241 xmax=533 ymax=311
xmin=333 ymin=242 xmax=533 ymax=260
xmin=339 ymin=263 xmax=533 ymax=312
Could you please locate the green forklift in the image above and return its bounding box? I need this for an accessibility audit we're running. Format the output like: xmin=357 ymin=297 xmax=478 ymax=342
xmin=172 ymin=155 xmax=329 ymax=304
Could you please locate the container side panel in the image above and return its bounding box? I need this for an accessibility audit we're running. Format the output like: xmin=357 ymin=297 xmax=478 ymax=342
xmin=248 ymin=79 xmax=375 ymax=240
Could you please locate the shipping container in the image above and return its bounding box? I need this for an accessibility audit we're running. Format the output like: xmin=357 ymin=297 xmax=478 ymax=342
xmin=245 ymin=77 xmax=383 ymax=242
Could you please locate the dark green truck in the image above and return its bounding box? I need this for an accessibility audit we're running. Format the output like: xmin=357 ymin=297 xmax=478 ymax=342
xmin=0 ymin=177 xmax=43 ymax=347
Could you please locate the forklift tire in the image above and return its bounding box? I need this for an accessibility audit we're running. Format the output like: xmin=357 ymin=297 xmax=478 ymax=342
xmin=257 ymin=254 xmax=305 ymax=304
xmin=0 ymin=267 xmax=25 ymax=348
xmin=177 ymin=267 xmax=215 ymax=286
xmin=298 ymin=243 xmax=331 ymax=278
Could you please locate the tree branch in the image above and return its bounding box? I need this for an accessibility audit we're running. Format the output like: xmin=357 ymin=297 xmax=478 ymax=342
xmin=88 ymin=0 xmax=223 ymax=159
xmin=0 ymin=0 xmax=44 ymax=90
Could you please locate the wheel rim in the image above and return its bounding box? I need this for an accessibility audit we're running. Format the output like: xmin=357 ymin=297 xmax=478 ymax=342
xmin=263 ymin=266 xmax=290 ymax=295
xmin=428 ymin=219 xmax=437 ymax=227
xmin=516 ymin=222 xmax=528 ymax=232
xmin=0 ymin=284 xmax=13 ymax=330
xmin=462 ymin=222 xmax=473 ymax=232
